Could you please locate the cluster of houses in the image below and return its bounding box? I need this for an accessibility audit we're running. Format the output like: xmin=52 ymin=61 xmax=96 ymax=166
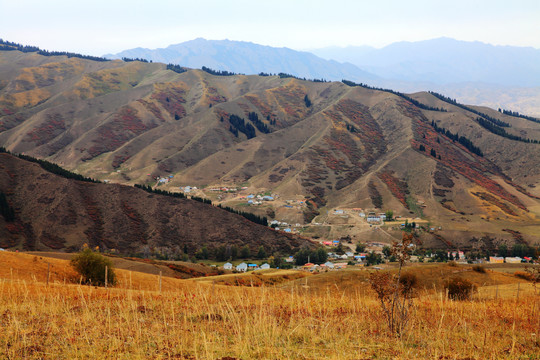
xmin=156 ymin=175 xmax=174 ymax=185
xmin=239 ymin=193 xmax=276 ymax=206
xmin=223 ymin=262 xmax=271 ymax=272
xmin=302 ymin=262 xmax=349 ymax=271
xmin=488 ymin=256 xmax=534 ymax=263
xmin=269 ymin=220 xmax=301 ymax=233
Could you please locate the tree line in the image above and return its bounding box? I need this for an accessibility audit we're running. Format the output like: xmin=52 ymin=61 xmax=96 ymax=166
xmin=475 ymin=117 xmax=540 ymax=144
xmin=0 ymin=147 xmax=101 ymax=183
xmin=166 ymin=64 xmax=187 ymax=74
xmin=229 ymin=114 xmax=257 ymax=139
xmin=428 ymin=91 xmax=510 ymax=128
xmin=122 ymin=57 xmax=151 ymax=63
xmin=248 ymin=112 xmax=271 ymax=134
xmin=0 ymin=39 xmax=109 ymax=62
xmin=134 ymin=184 xmax=187 ymax=198
xmin=201 ymin=66 xmax=242 ymax=76
xmin=430 ymin=120 xmax=484 ymax=156
xmin=498 ymin=108 xmax=540 ymax=124
xmin=342 ymin=80 xmax=447 ymax=112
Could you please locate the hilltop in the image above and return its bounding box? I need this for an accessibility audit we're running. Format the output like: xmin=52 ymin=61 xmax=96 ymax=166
xmin=0 ymin=48 xmax=539 ymax=248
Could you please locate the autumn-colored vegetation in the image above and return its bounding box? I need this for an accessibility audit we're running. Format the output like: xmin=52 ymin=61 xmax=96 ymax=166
xmin=0 ymin=251 xmax=538 ymax=359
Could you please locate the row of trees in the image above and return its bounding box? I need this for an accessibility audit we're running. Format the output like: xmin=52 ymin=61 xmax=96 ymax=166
xmin=342 ymin=80 xmax=447 ymax=112
xmin=166 ymin=64 xmax=187 ymax=74
xmin=201 ymin=66 xmax=241 ymax=76
xmin=0 ymin=147 xmax=101 ymax=183
xmin=428 ymin=91 xmax=510 ymax=128
xmin=498 ymin=108 xmax=540 ymax=124
xmin=195 ymin=244 xmax=268 ymax=261
xmin=0 ymin=39 xmax=109 ymax=62
xmin=134 ymin=184 xmax=187 ymax=198
xmin=430 ymin=120 xmax=484 ymax=156
xmin=475 ymin=117 xmax=540 ymax=144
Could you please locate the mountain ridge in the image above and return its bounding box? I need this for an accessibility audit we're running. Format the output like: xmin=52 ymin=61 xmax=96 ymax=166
xmin=1 ymin=49 xmax=539 ymax=248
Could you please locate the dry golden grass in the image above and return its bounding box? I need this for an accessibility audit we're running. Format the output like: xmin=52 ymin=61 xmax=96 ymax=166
xmin=0 ymin=252 xmax=539 ymax=359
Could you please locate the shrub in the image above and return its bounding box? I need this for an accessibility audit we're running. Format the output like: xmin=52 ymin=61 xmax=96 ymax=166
xmin=445 ymin=277 xmax=477 ymax=300
xmin=399 ymin=272 xmax=418 ymax=296
xmin=71 ymin=248 xmax=116 ymax=286
xmin=472 ymin=265 xmax=487 ymax=273
xmin=514 ymin=271 xmax=534 ymax=281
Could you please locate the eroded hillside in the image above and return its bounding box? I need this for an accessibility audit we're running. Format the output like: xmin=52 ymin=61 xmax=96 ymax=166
xmin=1 ymin=50 xmax=540 ymax=246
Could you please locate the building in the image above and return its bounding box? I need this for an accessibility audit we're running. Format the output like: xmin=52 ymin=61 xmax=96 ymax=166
xmin=367 ymin=212 xmax=380 ymax=223
xmin=260 ymin=263 xmax=271 ymax=270
xmin=489 ymin=257 xmax=504 ymax=263
xmin=223 ymin=262 xmax=233 ymax=270
xmin=236 ymin=263 xmax=248 ymax=272
xmin=505 ymin=257 xmax=522 ymax=264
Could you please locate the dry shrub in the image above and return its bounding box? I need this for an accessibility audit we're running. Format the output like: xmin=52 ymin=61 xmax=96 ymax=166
xmin=472 ymin=265 xmax=486 ymax=273
xmin=514 ymin=270 xmax=534 ymax=281
xmin=399 ymin=272 xmax=417 ymax=296
xmin=445 ymin=277 xmax=477 ymax=300
xmin=447 ymin=261 xmax=458 ymax=267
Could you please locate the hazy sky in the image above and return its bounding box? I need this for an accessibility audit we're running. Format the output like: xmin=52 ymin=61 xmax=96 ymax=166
xmin=1 ymin=0 xmax=539 ymax=55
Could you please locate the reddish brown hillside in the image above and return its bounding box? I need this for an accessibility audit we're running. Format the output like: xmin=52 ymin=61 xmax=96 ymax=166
xmin=0 ymin=153 xmax=311 ymax=255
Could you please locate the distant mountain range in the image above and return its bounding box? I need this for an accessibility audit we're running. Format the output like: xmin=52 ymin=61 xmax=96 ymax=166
xmin=106 ymin=38 xmax=540 ymax=116
xmin=105 ymin=38 xmax=378 ymax=83
xmin=311 ymin=37 xmax=540 ymax=88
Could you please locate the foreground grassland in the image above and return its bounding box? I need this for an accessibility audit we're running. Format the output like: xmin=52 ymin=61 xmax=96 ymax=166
xmin=0 ymin=252 xmax=539 ymax=359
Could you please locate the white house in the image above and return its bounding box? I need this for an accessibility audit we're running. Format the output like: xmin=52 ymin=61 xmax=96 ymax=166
xmin=367 ymin=212 xmax=380 ymax=223
xmin=223 ymin=262 xmax=233 ymax=270
xmin=324 ymin=261 xmax=335 ymax=269
xmin=260 ymin=263 xmax=271 ymax=270
xmin=236 ymin=262 xmax=248 ymax=272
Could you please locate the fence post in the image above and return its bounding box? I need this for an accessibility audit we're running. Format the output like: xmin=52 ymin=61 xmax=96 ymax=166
xmin=46 ymin=263 xmax=50 ymax=286
xmin=105 ymin=266 xmax=108 ymax=289
xmin=159 ymin=271 xmax=162 ymax=293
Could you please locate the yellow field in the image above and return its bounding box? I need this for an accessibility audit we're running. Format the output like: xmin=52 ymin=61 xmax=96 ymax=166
xmin=0 ymin=251 xmax=539 ymax=359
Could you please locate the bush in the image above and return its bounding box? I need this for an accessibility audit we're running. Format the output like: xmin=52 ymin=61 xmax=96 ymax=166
xmin=514 ymin=271 xmax=534 ymax=281
xmin=399 ymin=272 xmax=418 ymax=296
xmin=472 ymin=265 xmax=486 ymax=273
xmin=445 ymin=277 xmax=477 ymax=300
xmin=71 ymin=248 xmax=116 ymax=286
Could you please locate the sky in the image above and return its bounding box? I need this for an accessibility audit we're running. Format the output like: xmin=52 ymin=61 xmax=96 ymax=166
xmin=1 ymin=0 xmax=539 ymax=56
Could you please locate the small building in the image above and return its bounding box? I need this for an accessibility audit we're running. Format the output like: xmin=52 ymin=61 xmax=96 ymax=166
xmin=505 ymin=257 xmax=522 ymax=264
xmin=345 ymin=251 xmax=354 ymax=258
xmin=334 ymin=262 xmax=348 ymax=269
xmin=248 ymin=263 xmax=258 ymax=270
xmin=489 ymin=256 xmax=504 ymax=263
xmin=260 ymin=263 xmax=271 ymax=270
xmin=378 ymin=213 xmax=387 ymax=221
xmin=334 ymin=209 xmax=344 ymax=215
xmin=285 ymin=256 xmax=294 ymax=263
xmin=223 ymin=262 xmax=233 ymax=270
xmin=236 ymin=262 xmax=248 ymax=272
xmin=367 ymin=212 xmax=380 ymax=223
xmin=324 ymin=261 xmax=335 ymax=269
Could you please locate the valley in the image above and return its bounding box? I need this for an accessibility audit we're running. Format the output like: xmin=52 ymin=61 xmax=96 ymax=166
xmin=0 ymin=47 xmax=539 ymax=253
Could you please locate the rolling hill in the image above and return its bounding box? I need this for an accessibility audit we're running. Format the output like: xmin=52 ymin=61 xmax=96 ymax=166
xmin=0 ymin=48 xmax=539 ymax=248
xmin=0 ymin=151 xmax=310 ymax=254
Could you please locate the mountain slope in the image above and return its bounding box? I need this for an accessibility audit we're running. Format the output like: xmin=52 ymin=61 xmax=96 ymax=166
xmin=0 ymin=152 xmax=310 ymax=254
xmin=1 ymin=50 xmax=540 ymax=246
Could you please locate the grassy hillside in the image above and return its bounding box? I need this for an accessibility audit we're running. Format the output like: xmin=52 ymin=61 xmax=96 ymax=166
xmin=0 ymin=250 xmax=538 ymax=359
xmin=1 ymin=50 xmax=540 ymax=246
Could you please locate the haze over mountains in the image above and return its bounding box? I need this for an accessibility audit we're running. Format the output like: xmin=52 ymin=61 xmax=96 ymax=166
xmin=107 ymin=37 xmax=540 ymax=116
